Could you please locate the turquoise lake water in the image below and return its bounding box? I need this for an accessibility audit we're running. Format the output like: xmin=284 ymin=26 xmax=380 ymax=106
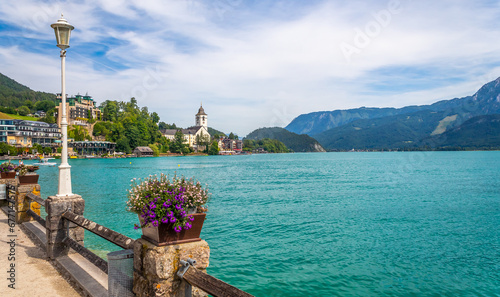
xmin=33 ymin=151 xmax=499 ymax=296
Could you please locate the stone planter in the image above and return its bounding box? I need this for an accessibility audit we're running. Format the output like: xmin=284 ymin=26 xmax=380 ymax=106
xmin=1 ymin=171 xmax=16 ymax=179
xmin=18 ymin=174 xmax=39 ymax=185
xmin=139 ymin=213 xmax=206 ymax=246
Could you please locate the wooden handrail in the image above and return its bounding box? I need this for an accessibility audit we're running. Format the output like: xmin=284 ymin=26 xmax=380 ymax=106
xmin=180 ymin=264 xmax=254 ymax=297
xmin=63 ymin=237 xmax=108 ymax=273
xmin=26 ymin=209 xmax=46 ymax=227
xmin=62 ymin=211 xmax=135 ymax=249
xmin=26 ymin=192 xmax=46 ymax=208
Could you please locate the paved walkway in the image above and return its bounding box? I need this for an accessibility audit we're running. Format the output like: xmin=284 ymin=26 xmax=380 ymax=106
xmin=0 ymin=207 xmax=80 ymax=297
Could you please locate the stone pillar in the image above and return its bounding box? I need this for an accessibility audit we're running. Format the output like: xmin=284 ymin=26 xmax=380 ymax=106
xmin=15 ymin=183 xmax=42 ymax=223
xmin=45 ymin=195 xmax=85 ymax=259
xmin=133 ymin=238 xmax=210 ymax=297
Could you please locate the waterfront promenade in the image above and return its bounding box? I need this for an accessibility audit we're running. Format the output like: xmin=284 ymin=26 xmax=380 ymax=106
xmin=0 ymin=207 xmax=80 ymax=296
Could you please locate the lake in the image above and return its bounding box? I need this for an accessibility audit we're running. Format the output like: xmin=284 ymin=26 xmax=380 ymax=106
xmin=33 ymin=151 xmax=500 ymax=296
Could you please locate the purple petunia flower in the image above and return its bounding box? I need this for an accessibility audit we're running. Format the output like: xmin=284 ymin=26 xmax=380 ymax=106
xmin=189 ymin=215 xmax=194 ymax=222
xmin=170 ymin=217 xmax=176 ymax=223
xmin=161 ymin=217 xmax=169 ymax=223
xmin=174 ymin=226 xmax=182 ymax=233
xmin=175 ymin=204 xmax=182 ymax=210
xmin=184 ymin=222 xmax=192 ymax=230
xmin=152 ymin=220 xmax=158 ymax=227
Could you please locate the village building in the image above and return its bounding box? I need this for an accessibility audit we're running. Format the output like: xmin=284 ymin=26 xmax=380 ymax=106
xmin=0 ymin=119 xmax=61 ymax=148
xmin=217 ymin=137 xmax=243 ymax=153
xmin=55 ymin=93 xmax=102 ymax=127
xmin=161 ymin=105 xmax=210 ymax=150
xmin=133 ymin=146 xmax=154 ymax=157
xmin=70 ymin=141 xmax=116 ymax=156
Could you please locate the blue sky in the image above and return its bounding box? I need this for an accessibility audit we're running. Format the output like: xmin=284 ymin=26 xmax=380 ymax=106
xmin=1 ymin=0 xmax=500 ymax=136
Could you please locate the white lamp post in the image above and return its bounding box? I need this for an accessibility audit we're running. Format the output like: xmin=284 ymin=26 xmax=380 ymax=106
xmin=51 ymin=14 xmax=74 ymax=196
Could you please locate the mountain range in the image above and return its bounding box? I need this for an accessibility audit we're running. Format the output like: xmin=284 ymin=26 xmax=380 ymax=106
xmin=285 ymin=77 xmax=500 ymax=150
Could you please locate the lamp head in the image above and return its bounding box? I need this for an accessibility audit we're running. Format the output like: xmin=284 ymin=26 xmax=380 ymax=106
xmin=51 ymin=14 xmax=74 ymax=50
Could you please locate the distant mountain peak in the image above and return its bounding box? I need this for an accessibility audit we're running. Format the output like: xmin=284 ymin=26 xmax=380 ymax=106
xmin=286 ymin=76 xmax=500 ymax=137
xmin=285 ymin=76 xmax=500 ymax=150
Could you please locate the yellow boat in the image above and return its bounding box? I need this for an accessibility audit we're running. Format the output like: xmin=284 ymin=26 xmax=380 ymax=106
xmin=70 ymin=156 xmax=78 ymax=159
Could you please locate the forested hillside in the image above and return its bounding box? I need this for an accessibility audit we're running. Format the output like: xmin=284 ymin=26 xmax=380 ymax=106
xmin=245 ymin=127 xmax=325 ymax=152
xmin=0 ymin=73 xmax=57 ymax=122
xmin=93 ymin=98 xmax=166 ymax=153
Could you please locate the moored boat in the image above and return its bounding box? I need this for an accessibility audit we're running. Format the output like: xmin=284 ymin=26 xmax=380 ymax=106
xmin=33 ymin=158 xmax=57 ymax=166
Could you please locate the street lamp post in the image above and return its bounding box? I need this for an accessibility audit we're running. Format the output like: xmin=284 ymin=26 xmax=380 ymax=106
xmin=51 ymin=14 xmax=74 ymax=196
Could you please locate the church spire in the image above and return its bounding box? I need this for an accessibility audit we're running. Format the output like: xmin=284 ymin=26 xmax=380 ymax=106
xmin=195 ymin=103 xmax=207 ymax=128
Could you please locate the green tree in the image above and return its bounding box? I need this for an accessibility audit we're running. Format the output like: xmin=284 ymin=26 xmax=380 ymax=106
xmin=208 ymin=140 xmax=220 ymax=155
xmin=93 ymin=121 xmax=112 ymax=138
xmin=39 ymin=113 xmax=56 ymax=124
xmin=43 ymin=147 xmax=52 ymax=155
xmin=242 ymin=138 xmax=289 ymax=153
xmin=151 ymin=112 xmax=160 ymax=124
xmin=68 ymin=125 xmax=90 ymax=141
xmin=102 ymin=100 xmax=119 ymax=122
xmin=24 ymin=100 xmax=34 ymax=111
xmin=159 ymin=122 xmax=177 ymax=130
xmin=0 ymin=143 xmax=16 ymax=156
xmin=17 ymin=105 xmax=30 ymax=116
xmin=157 ymin=137 xmax=169 ymax=153
xmin=32 ymin=143 xmax=43 ymax=154
xmin=34 ymin=100 xmax=56 ymax=112
xmin=116 ymin=136 xmax=131 ymax=153
xmin=148 ymin=144 xmax=160 ymax=156
xmin=169 ymin=130 xmax=187 ymax=153
xmin=196 ymin=133 xmax=211 ymax=152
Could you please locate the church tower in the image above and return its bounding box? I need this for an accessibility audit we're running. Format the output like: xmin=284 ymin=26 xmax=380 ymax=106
xmin=195 ymin=104 xmax=207 ymax=129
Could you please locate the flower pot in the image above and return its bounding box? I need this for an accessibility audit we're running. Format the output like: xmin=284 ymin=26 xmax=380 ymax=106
xmin=139 ymin=213 xmax=206 ymax=246
xmin=1 ymin=172 xmax=16 ymax=179
xmin=18 ymin=174 xmax=39 ymax=185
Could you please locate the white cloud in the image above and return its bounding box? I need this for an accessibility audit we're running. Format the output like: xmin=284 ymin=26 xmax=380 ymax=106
xmin=1 ymin=0 xmax=500 ymax=136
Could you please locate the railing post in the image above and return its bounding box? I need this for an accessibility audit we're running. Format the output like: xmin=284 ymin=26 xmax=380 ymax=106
xmin=45 ymin=194 xmax=85 ymax=259
xmin=133 ymin=238 xmax=210 ymax=297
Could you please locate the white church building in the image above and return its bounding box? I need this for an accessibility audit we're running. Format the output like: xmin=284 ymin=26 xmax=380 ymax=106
xmin=161 ymin=105 xmax=210 ymax=150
